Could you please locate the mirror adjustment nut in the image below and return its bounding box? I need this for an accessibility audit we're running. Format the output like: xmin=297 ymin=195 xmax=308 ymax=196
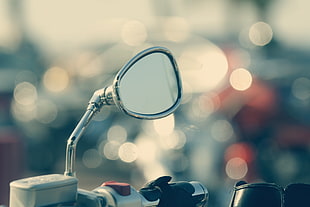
xmin=101 ymin=181 xmax=131 ymax=196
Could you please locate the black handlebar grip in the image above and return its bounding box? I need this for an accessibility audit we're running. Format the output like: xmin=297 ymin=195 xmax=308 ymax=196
xmin=139 ymin=176 xmax=208 ymax=207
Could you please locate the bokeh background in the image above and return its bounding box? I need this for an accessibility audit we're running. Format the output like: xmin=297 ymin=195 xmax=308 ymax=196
xmin=0 ymin=0 xmax=309 ymax=206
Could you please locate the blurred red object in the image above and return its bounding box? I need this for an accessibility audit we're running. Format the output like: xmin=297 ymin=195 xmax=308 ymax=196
xmin=213 ymin=78 xmax=278 ymax=138
xmin=0 ymin=128 xmax=24 ymax=206
xmin=224 ymin=142 xmax=255 ymax=163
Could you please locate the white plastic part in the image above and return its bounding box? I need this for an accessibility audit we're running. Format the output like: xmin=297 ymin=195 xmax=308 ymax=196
xmin=77 ymin=189 xmax=107 ymax=207
xmin=9 ymin=174 xmax=78 ymax=207
xmin=93 ymin=186 xmax=159 ymax=207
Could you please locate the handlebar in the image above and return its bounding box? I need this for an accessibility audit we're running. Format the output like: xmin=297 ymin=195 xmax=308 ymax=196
xmin=85 ymin=176 xmax=208 ymax=207
xmin=9 ymin=174 xmax=208 ymax=207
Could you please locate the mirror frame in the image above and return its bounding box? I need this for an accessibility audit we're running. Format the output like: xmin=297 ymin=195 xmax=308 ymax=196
xmin=112 ymin=46 xmax=182 ymax=119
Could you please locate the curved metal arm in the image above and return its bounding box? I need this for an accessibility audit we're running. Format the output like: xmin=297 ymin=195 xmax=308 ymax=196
xmin=64 ymin=87 xmax=114 ymax=176
xmin=64 ymin=108 xmax=96 ymax=176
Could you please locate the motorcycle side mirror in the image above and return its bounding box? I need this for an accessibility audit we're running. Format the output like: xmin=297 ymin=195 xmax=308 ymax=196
xmin=64 ymin=46 xmax=182 ymax=176
xmin=113 ymin=47 xmax=182 ymax=118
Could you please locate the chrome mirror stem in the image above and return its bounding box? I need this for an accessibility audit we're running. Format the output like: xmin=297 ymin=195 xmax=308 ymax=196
xmin=64 ymin=109 xmax=96 ymax=177
xmin=64 ymin=87 xmax=114 ymax=176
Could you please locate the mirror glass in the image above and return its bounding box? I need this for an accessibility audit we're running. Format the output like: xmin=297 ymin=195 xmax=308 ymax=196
xmin=117 ymin=51 xmax=181 ymax=117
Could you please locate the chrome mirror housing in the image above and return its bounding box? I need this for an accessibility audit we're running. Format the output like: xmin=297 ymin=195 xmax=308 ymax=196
xmin=113 ymin=46 xmax=182 ymax=119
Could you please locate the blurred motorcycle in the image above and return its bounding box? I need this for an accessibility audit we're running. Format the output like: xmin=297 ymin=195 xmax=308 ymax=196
xmin=8 ymin=47 xmax=208 ymax=207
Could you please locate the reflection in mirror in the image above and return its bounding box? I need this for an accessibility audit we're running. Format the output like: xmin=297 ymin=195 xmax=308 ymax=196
xmin=117 ymin=51 xmax=180 ymax=116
